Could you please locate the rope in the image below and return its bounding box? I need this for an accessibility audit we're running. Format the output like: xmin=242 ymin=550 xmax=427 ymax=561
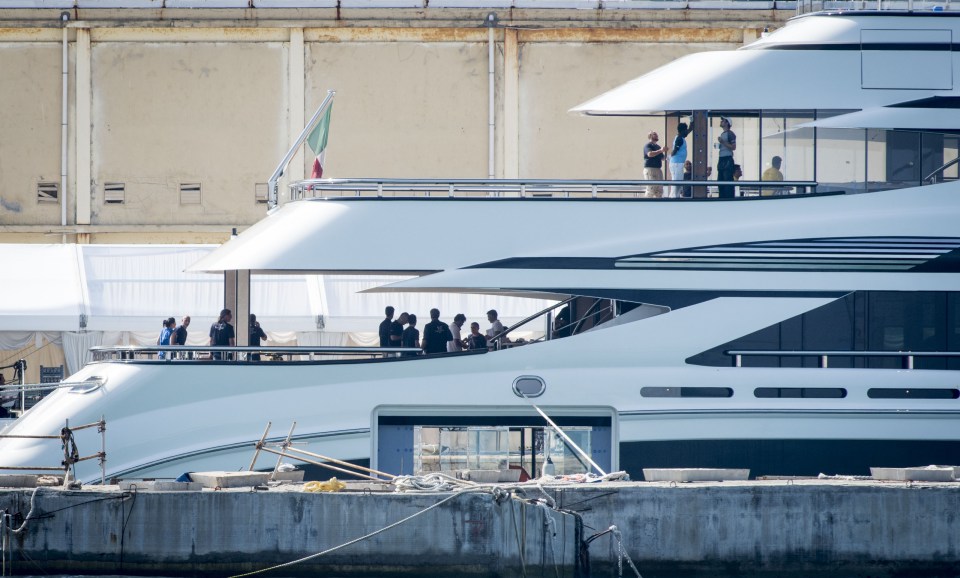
xmin=9 ymin=487 xmax=40 ymax=535
xmin=509 ymin=499 xmax=527 ymax=578
xmin=539 ymin=502 xmax=560 ymax=578
xmin=228 ymin=486 xmax=491 ymax=578
xmin=392 ymin=472 xmax=473 ymax=493
xmin=610 ymin=525 xmax=643 ymax=578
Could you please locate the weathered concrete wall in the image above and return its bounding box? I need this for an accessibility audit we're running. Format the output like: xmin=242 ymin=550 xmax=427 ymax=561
xmin=545 ymin=481 xmax=960 ymax=577
xmin=0 ymin=487 xmax=580 ymax=577
xmin=0 ymin=8 xmax=789 ymax=243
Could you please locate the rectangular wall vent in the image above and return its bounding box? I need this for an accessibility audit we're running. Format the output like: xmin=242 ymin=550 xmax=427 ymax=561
xmin=104 ymin=182 xmax=125 ymax=204
xmin=180 ymin=183 xmax=202 ymax=205
xmin=255 ymin=182 xmax=268 ymax=204
xmin=37 ymin=182 xmax=59 ymax=203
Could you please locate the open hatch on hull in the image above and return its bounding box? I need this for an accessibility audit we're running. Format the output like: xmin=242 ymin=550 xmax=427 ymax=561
xmin=372 ymin=405 xmax=618 ymax=479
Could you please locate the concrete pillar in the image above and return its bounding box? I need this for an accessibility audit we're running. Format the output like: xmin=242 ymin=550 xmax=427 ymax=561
xmin=503 ymin=28 xmax=519 ymax=179
xmin=75 ymin=27 xmax=91 ymax=225
xmin=224 ymin=270 xmax=250 ymax=348
xmin=287 ymin=28 xmax=305 ymax=198
xmin=236 ymin=269 xmax=250 ymax=348
xmin=691 ymin=110 xmax=709 ymax=198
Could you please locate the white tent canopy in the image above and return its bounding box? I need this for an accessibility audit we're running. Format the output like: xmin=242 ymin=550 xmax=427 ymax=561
xmin=0 ymin=244 xmax=553 ymax=376
xmin=0 ymin=244 xmax=553 ymax=333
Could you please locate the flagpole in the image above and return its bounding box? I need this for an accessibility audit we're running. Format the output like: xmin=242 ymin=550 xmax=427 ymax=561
xmin=267 ymin=89 xmax=336 ymax=210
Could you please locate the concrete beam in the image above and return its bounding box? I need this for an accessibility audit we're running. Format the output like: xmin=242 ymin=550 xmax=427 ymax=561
xmin=503 ymin=28 xmax=519 ymax=179
xmin=75 ymin=26 xmax=91 ymax=226
xmin=0 ymin=487 xmax=580 ymax=576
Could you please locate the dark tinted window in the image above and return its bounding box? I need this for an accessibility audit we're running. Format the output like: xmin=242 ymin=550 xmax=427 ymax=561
xmin=641 ymin=387 xmax=733 ymax=398
xmin=687 ymin=291 xmax=960 ymax=370
xmin=754 ymin=387 xmax=847 ymax=399
xmin=867 ymin=388 xmax=959 ymax=399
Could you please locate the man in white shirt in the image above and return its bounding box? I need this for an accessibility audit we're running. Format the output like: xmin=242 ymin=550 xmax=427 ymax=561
xmin=486 ymin=309 xmax=504 ymax=340
xmin=447 ymin=313 xmax=466 ymax=352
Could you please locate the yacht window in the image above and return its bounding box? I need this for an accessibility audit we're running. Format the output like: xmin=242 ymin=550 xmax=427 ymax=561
xmin=512 ymin=376 xmax=545 ymax=398
xmin=867 ymin=388 xmax=959 ymax=400
xmin=754 ymin=387 xmax=846 ymax=399
xmin=641 ymin=387 xmax=733 ymax=398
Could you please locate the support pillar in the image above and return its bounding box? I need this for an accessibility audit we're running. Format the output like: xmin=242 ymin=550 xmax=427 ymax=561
xmin=691 ymin=110 xmax=709 ymax=198
xmin=75 ymin=27 xmax=91 ymax=225
xmin=224 ymin=270 xmax=250 ymax=348
xmin=503 ymin=28 xmax=520 ymax=179
xmin=288 ymin=28 xmax=306 ymax=193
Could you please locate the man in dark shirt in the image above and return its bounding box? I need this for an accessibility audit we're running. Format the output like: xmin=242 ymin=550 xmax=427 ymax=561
xmin=209 ymin=308 xmax=235 ymax=360
xmin=465 ymin=322 xmax=487 ymax=350
xmin=643 ymin=130 xmax=669 ymax=198
xmin=421 ymin=308 xmax=452 ymax=355
xmin=379 ymin=306 xmax=395 ymax=347
xmin=401 ymin=314 xmax=420 ymax=357
xmin=390 ymin=312 xmax=408 ymax=347
xmin=248 ymin=313 xmax=268 ymax=361
xmin=173 ymin=315 xmax=191 ymax=359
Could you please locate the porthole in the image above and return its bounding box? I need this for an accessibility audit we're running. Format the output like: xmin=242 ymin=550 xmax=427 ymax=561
xmin=867 ymin=388 xmax=959 ymax=399
xmin=755 ymin=387 xmax=847 ymax=399
xmin=512 ymin=375 xmax=545 ymax=398
xmin=641 ymin=387 xmax=733 ymax=398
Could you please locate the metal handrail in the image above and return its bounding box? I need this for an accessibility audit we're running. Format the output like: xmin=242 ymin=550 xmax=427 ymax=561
xmin=289 ymin=178 xmax=820 ymax=201
xmin=487 ymin=296 xmax=576 ymax=349
xmin=90 ymin=345 xmax=423 ymax=362
xmin=727 ymin=349 xmax=960 ymax=369
xmin=923 ymin=155 xmax=960 ymax=184
xmin=267 ymin=89 xmax=335 ymax=209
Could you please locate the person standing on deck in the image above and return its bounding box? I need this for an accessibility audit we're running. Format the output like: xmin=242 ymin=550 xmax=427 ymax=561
xmin=209 ymin=308 xmax=236 ymax=360
xmin=643 ymin=131 xmax=669 ymax=198
xmin=667 ymin=122 xmax=690 ymax=198
xmin=248 ymin=314 xmax=268 ymax=361
xmin=716 ymin=117 xmax=737 ymax=199
xmin=379 ymin=306 xmax=395 ymax=348
xmin=390 ymin=312 xmax=408 ymax=347
xmin=172 ymin=315 xmax=191 ymax=359
xmin=422 ymin=309 xmax=452 ymax=355
xmin=448 ymin=313 xmax=466 ymax=352
xmin=401 ymin=314 xmax=420 ymax=357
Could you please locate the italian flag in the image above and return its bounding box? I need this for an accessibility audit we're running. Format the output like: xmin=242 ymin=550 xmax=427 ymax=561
xmin=306 ymin=104 xmax=333 ymax=179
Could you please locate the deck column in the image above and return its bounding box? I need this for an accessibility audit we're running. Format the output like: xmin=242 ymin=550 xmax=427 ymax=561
xmin=691 ymin=110 xmax=709 ymax=198
xmin=224 ymin=270 xmax=251 ymax=349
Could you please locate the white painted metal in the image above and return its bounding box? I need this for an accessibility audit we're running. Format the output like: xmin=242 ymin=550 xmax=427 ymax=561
xmin=572 ymin=13 xmax=960 ymax=115
xmin=3 ymin=11 xmax=960 ymax=482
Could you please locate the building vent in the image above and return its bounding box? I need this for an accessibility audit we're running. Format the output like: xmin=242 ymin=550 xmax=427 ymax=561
xmin=104 ymin=182 xmax=125 ymax=204
xmin=180 ymin=183 xmax=202 ymax=205
xmin=255 ymin=182 xmax=268 ymax=204
xmin=37 ymin=182 xmax=59 ymax=203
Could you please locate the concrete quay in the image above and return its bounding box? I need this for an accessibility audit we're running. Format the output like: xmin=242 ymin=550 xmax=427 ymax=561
xmin=545 ymin=479 xmax=960 ymax=578
xmin=0 ymin=484 xmax=581 ymax=577
xmin=1 ymin=479 xmax=958 ymax=577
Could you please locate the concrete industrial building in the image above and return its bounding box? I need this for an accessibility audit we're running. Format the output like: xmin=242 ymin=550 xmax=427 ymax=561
xmin=0 ymin=3 xmax=790 ymax=245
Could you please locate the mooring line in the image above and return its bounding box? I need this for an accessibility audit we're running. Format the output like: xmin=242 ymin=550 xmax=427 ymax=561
xmin=227 ymin=485 xmax=496 ymax=578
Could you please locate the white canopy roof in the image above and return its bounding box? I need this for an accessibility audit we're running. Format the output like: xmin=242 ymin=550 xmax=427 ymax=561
xmin=800 ymin=107 xmax=960 ymax=130
xmin=0 ymin=244 xmax=550 ymax=333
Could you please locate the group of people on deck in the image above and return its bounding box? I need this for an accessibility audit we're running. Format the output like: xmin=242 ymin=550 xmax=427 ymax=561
xmin=644 ymin=117 xmax=785 ymax=198
xmin=155 ymin=309 xmax=267 ymax=359
xmin=378 ymin=306 xmax=504 ymax=356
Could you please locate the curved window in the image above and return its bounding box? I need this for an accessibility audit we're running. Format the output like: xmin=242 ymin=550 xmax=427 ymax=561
xmin=754 ymin=387 xmax=846 ymax=399
xmin=867 ymin=388 xmax=959 ymax=399
xmin=641 ymin=387 xmax=733 ymax=398
xmin=512 ymin=375 xmax=546 ymax=398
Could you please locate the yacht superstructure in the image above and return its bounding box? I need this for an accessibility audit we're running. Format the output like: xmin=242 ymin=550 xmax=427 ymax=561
xmin=1 ymin=10 xmax=959 ymax=483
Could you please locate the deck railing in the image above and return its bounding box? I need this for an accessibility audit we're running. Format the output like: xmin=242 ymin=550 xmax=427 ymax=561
xmin=727 ymin=350 xmax=960 ymax=369
xmin=89 ymin=345 xmax=427 ymax=363
xmin=289 ymin=178 xmax=819 ymax=201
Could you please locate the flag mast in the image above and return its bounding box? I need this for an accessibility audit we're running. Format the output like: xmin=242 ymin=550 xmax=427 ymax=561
xmin=266 ymin=89 xmax=336 ymax=210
